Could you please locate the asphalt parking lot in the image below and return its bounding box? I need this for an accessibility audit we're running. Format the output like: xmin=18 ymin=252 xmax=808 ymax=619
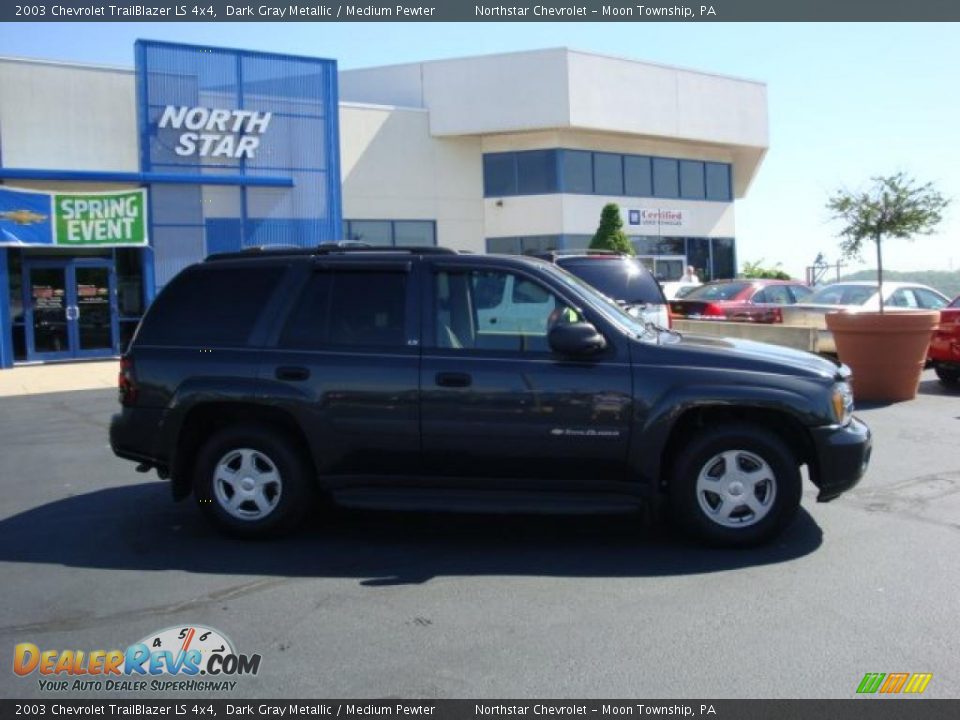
xmin=0 ymin=373 xmax=958 ymax=699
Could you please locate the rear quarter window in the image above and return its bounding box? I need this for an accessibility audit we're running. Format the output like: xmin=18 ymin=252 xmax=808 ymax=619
xmin=559 ymin=258 xmax=666 ymax=305
xmin=136 ymin=264 xmax=285 ymax=347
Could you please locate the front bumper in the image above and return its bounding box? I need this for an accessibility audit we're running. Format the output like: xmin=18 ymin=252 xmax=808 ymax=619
xmin=809 ymin=416 xmax=872 ymax=501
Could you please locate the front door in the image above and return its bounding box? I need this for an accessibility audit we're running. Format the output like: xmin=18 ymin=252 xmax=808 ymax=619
xmin=420 ymin=263 xmax=633 ymax=484
xmin=23 ymin=260 xmax=118 ymax=362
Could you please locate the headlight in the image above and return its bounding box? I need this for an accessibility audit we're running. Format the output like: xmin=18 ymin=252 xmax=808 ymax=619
xmin=831 ymin=383 xmax=854 ymax=425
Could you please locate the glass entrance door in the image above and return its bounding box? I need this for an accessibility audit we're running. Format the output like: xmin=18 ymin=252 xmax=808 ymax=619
xmin=23 ymin=260 xmax=118 ymax=362
xmin=74 ymin=266 xmax=114 ymax=354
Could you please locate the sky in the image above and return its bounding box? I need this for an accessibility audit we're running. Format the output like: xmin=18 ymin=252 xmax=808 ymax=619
xmin=1 ymin=21 xmax=958 ymax=279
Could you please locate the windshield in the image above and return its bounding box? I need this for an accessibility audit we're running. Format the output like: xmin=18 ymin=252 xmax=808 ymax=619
xmin=950 ymin=296 xmax=960 ymax=309
xmin=808 ymin=284 xmax=876 ymax=306
xmin=684 ymin=282 xmax=751 ymax=301
xmin=558 ymin=258 xmax=666 ymax=306
xmin=536 ymin=263 xmax=655 ymax=340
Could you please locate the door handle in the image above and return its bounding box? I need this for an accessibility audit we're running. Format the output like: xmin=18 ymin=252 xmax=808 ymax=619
xmin=275 ymin=366 xmax=310 ymax=382
xmin=436 ymin=372 xmax=472 ymax=388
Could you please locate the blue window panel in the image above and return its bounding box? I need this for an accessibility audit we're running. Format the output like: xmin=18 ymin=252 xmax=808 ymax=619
xmin=394 ymin=221 xmax=436 ymax=246
xmin=711 ymin=237 xmax=736 ymax=279
xmin=624 ymin=155 xmax=652 ymax=197
xmin=483 ymin=153 xmax=517 ymax=197
xmin=346 ymin=220 xmax=392 ymax=245
xmin=246 ymin=114 xmax=329 ymax=171
xmin=561 ymin=150 xmax=593 ymax=194
xmin=517 ymin=150 xmax=558 ymax=195
xmin=244 ymin=219 xmax=326 ymax=248
xmin=653 ymin=158 xmax=679 ymax=198
xmin=241 ymin=55 xmax=331 ymax=116
xmin=150 ymin=184 xmax=204 ymax=225
xmin=679 ymin=161 xmax=706 ymax=200
xmin=205 ymin=219 xmax=243 ymax=256
xmin=486 ymin=237 xmax=519 ymax=254
xmin=706 ymin=162 xmax=732 ymax=201
xmin=593 ymin=153 xmax=624 ymax=196
xmin=152 ymin=226 xmax=206 ymax=290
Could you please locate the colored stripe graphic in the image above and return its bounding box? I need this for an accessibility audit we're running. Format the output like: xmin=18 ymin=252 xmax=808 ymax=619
xmin=903 ymin=673 xmax=933 ymax=694
xmin=879 ymin=673 xmax=909 ymax=693
xmin=857 ymin=672 xmax=932 ymax=694
xmin=857 ymin=673 xmax=885 ymax=694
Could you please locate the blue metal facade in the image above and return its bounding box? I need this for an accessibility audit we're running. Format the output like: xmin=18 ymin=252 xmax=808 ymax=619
xmin=135 ymin=40 xmax=342 ymax=291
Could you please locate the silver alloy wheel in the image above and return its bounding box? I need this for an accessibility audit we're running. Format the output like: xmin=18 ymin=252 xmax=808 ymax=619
xmin=695 ymin=449 xmax=776 ymax=528
xmin=213 ymin=448 xmax=283 ymax=521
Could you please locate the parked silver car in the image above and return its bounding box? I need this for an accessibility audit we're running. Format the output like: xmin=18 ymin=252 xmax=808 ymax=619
xmin=780 ymin=281 xmax=949 ymax=353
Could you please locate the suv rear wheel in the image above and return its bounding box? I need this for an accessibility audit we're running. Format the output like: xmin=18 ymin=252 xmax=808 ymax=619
xmin=194 ymin=424 xmax=312 ymax=538
xmin=670 ymin=424 xmax=801 ymax=547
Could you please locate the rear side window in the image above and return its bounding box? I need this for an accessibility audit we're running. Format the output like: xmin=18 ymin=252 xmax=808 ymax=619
xmin=279 ymin=270 xmax=408 ymax=350
xmin=752 ymin=285 xmax=792 ymax=305
xmin=137 ymin=265 xmax=284 ymax=347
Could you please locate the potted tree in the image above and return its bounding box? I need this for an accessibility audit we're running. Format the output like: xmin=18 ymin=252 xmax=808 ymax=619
xmin=825 ymin=173 xmax=949 ymax=402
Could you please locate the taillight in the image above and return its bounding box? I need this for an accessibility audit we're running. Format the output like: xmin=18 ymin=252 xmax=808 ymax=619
xmin=118 ymin=356 xmax=138 ymax=406
xmin=702 ymin=303 xmax=726 ymax=317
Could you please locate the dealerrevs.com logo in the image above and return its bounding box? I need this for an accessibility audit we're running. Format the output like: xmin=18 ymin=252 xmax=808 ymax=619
xmin=13 ymin=625 xmax=261 ymax=692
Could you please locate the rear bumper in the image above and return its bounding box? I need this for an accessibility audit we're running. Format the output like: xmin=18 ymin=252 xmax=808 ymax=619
xmin=109 ymin=408 xmax=168 ymax=472
xmin=928 ymin=333 xmax=960 ymax=364
xmin=809 ymin=416 xmax=872 ymax=501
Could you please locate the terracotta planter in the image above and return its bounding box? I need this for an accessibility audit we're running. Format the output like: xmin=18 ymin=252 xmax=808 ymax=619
xmin=826 ymin=310 xmax=939 ymax=402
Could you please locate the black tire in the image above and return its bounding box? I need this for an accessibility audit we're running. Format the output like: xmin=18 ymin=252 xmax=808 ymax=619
xmin=935 ymin=365 xmax=960 ymax=388
xmin=669 ymin=424 xmax=802 ymax=548
xmin=193 ymin=423 xmax=313 ymax=538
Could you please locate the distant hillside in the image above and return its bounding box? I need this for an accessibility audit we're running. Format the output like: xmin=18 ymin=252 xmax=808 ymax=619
xmin=835 ymin=269 xmax=960 ymax=300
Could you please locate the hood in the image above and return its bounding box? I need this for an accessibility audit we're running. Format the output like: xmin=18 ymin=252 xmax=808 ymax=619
xmin=649 ymin=332 xmax=846 ymax=381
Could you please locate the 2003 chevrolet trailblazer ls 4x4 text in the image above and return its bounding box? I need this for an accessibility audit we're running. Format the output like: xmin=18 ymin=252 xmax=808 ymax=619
xmin=110 ymin=246 xmax=871 ymax=547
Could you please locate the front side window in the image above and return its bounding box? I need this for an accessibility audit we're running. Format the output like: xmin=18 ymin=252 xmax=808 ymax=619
xmin=433 ymin=269 xmax=577 ymax=353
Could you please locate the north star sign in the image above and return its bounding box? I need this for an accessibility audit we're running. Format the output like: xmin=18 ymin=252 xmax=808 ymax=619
xmin=157 ymin=106 xmax=273 ymax=159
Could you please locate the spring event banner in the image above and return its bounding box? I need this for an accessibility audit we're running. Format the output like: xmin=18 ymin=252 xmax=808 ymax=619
xmin=0 ymin=186 xmax=148 ymax=247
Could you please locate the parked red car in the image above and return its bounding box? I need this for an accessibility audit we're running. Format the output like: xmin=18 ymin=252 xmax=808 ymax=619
xmin=929 ymin=295 xmax=960 ymax=387
xmin=669 ymin=280 xmax=813 ymax=323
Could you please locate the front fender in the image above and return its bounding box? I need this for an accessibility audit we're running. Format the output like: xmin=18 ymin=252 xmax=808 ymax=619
xmin=630 ymin=379 xmax=823 ymax=488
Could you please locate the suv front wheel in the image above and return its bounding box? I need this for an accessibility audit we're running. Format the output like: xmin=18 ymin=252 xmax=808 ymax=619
xmin=670 ymin=424 xmax=801 ymax=547
xmin=193 ymin=424 xmax=312 ymax=538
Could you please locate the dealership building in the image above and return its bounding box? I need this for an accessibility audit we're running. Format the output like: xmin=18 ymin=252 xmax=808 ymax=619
xmin=0 ymin=42 xmax=768 ymax=367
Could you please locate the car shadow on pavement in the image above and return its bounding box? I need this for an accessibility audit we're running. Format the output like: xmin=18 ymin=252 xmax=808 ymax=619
xmin=0 ymin=481 xmax=822 ymax=585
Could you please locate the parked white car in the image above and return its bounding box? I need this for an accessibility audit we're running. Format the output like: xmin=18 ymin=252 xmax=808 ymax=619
xmin=780 ymin=281 xmax=949 ymax=353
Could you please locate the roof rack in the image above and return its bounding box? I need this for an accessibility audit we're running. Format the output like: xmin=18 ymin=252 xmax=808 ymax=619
xmin=526 ymin=249 xmax=626 ymax=259
xmin=206 ymin=244 xmax=458 ymax=262
xmin=314 ymin=245 xmax=458 ymax=256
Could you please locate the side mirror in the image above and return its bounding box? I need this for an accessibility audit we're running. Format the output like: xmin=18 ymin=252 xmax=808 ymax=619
xmin=548 ymin=322 xmax=607 ymax=357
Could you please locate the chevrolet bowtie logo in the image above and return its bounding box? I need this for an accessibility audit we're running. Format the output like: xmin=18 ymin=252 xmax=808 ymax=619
xmin=0 ymin=209 xmax=48 ymax=225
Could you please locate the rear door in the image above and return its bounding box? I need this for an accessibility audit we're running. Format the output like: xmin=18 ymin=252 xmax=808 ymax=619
xmin=262 ymin=259 xmax=420 ymax=478
xmin=420 ymin=260 xmax=634 ymax=485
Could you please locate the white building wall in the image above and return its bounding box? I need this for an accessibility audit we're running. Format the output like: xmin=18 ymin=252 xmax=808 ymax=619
xmin=339 ymin=103 xmax=484 ymax=252
xmin=0 ymin=58 xmax=137 ymax=172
